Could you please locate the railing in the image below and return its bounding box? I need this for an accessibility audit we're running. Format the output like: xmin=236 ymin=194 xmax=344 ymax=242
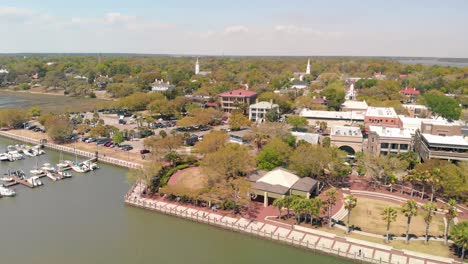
xmin=0 ymin=131 xmax=142 ymax=169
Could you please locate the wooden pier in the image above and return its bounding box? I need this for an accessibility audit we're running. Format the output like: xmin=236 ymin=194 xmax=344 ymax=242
xmin=3 ymin=166 xmax=72 ymax=188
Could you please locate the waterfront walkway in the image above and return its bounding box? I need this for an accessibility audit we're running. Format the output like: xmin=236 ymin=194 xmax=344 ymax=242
xmin=125 ymin=183 xmax=462 ymax=264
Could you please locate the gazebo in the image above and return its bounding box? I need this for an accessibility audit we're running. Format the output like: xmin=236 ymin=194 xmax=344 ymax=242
xmin=248 ymin=168 xmax=319 ymax=207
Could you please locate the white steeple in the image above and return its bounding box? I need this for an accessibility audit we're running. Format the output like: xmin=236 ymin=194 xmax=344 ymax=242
xmin=306 ymin=59 xmax=311 ymax=75
xmin=195 ymin=57 xmax=200 ymax=75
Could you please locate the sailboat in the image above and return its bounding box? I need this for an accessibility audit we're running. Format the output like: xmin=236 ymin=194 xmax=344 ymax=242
xmin=30 ymin=157 xmax=44 ymax=175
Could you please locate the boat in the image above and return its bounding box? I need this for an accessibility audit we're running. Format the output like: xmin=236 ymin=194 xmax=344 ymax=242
xmin=84 ymin=161 xmax=99 ymax=171
xmin=0 ymin=154 xmax=10 ymax=161
xmin=6 ymin=145 xmax=16 ymax=152
xmin=27 ymin=176 xmax=43 ymax=187
xmin=46 ymin=172 xmax=58 ymax=181
xmin=41 ymin=163 xmax=55 ymax=172
xmin=57 ymin=170 xmax=72 ymax=178
xmin=31 ymin=146 xmax=45 ymax=156
xmin=30 ymin=169 xmax=43 ymax=175
xmin=56 ymin=162 xmax=70 ymax=170
xmin=8 ymin=151 xmax=24 ymax=160
xmin=22 ymin=148 xmax=36 ymax=157
xmin=0 ymin=176 xmax=14 ymax=182
xmin=0 ymin=185 xmax=16 ymax=197
xmin=71 ymin=163 xmax=90 ymax=173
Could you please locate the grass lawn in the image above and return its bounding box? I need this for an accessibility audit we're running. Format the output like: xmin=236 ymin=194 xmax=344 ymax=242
xmin=348 ymin=197 xmax=445 ymax=237
xmin=317 ymin=226 xmax=456 ymax=259
xmin=167 ymin=167 xmax=208 ymax=193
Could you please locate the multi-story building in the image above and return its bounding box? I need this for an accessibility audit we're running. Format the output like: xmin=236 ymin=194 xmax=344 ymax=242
xmin=219 ymin=89 xmax=257 ymax=113
xmin=364 ymin=107 xmax=401 ymax=130
xmin=150 ymin=79 xmax=175 ymax=92
xmin=366 ymin=126 xmax=413 ymax=156
xmin=414 ymin=120 xmax=468 ymax=161
xmin=403 ymin=104 xmax=430 ymax=118
xmin=248 ymin=100 xmax=279 ymax=123
xmin=330 ymin=126 xmax=363 ymax=156
xmin=340 ymin=100 xmax=368 ymax=114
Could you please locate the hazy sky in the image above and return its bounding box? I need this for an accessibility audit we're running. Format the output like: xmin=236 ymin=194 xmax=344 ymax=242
xmin=1 ymin=0 xmax=467 ymax=57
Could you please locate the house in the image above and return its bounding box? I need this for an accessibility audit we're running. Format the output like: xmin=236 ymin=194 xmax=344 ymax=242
xmin=219 ymin=89 xmax=257 ymax=112
xmin=330 ymin=126 xmax=363 ymax=156
xmin=249 ymin=168 xmax=319 ymax=207
xmin=340 ymin=100 xmax=368 ymax=113
xmin=413 ymin=120 xmax=468 ymax=161
xmin=400 ymin=87 xmax=420 ymax=102
xmin=364 ymin=107 xmax=401 ymax=130
xmin=290 ymin=80 xmax=308 ymax=90
xmin=151 ymin=79 xmax=175 ymax=92
xmin=373 ymin=72 xmax=386 ymax=80
xmin=366 ymin=126 xmax=413 ymax=156
xmin=249 ymin=100 xmax=279 ymax=123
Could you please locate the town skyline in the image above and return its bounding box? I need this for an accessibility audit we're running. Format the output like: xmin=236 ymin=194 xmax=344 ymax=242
xmin=1 ymin=0 xmax=468 ymax=58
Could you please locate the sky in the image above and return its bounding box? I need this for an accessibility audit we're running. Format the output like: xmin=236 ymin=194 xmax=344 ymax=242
xmin=0 ymin=0 xmax=467 ymax=57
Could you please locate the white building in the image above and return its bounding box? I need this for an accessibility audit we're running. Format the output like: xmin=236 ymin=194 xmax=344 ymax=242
xmin=293 ymin=59 xmax=311 ymax=81
xmin=291 ymin=132 xmax=320 ymax=145
xmin=151 ymin=79 xmax=175 ymax=92
xmin=248 ymin=101 xmax=279 ymax=123
xmin=340 ymin=100 xmax=368 ymax=113
xmin=195 ymin=58 xmax=211 ymax=76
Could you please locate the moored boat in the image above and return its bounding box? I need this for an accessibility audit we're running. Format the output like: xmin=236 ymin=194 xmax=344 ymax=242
xmin=0 ymin=184 xmax=16 ymax=197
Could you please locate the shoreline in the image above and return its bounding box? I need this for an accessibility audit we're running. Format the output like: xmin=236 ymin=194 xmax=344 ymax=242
xmin=0 ymin=131 xmax=141 ymax=169
xmin=125 ymin=183 xmax=461 ymax=264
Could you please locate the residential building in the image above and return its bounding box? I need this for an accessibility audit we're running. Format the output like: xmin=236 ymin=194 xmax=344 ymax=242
xmin=330 ymin=126 xmax=363 ymax=156
xmin=364 ymin=107 xmax=401 ymax=130
xmin=248 ymin=100 xmax=279 ymax=123
xmin=366 ymin=126 xmax=413 ymax=156
xmin=341 ymin=100 xmax=368 ymax=113
xmin=290 ymin=80 xmax=309 ymax=89
xmin=414 ymin=120 xmax=468 ymax=161
xmin=373 ymin=72 xmax=386 ymax=80
xmin=400 ymin=87 xmax=420 ymax=103
xmin=151 ymin=79 xmax=175 ymax=92
xmin=219 ymin=89 xmax=257 ymax=112
xmin=248 ymin=168 xmax=318 ymax=207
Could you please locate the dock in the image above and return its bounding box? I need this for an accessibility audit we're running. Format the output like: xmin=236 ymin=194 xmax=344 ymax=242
xmin=4 ymin=176 xmax=34 ymax=188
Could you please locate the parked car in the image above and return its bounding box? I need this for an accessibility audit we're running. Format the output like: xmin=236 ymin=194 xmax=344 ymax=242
xmin=81 ymin=136 xmax=90 ymax=142
xmin=104 ymin=142 xmax=113 ymax=147
xmin=140 ymin=149 xmax=150 ymax=154
xmin=85 ymin=138 xmax=96 ymax=143
xmin=120 ymin=145 xmax=133 ymax=151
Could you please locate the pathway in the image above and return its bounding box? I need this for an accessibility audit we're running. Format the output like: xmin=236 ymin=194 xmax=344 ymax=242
xmin=125 ymin=183 xmax=463 ymax=264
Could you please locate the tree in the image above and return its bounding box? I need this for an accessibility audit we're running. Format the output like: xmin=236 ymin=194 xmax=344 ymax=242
xmin=27 ymin=106 xmax=42 ymax=117
xmin=272 ymin=198 xmax=284 ymax=218
xmin=445 ymin=199 xmax=458 ymax=245
xmin=256 ymin=137 xmax=292 ymax=171
xmin=422 ymin=202 xmax=437 ymax=244
xmin=202 ymin=144 xmax=254 ymax=179
xmin=112 ymin=131 xmax=125 ymax=145
xmin=229 ymin=113 xmax=251 ymax=131
xmin=308 ymin=198 xmax=324 ymax=226
xmin=401 ymin=199 xmax=418 ymax=244
xmin=76 ymin=124 xmax=90 ymax=134
xmin=451 ymin=221 xmax=468 ymax=260
xmin=324 ymin=188 xmax=338 ymax=228
xmin=0 ymin=109 xmax=30 ymax=129
xmin=291 ymin=197 xmax=308 ymax=224
xmin=265 ymin=108 xmax=280 ymax=122
xmin=127 ymin=162 xmax=163 ymax=193
xmin=424 ymin=90 xmax=461 ymax=120
xmin=344 ymin=195 xmax=357 ymax=233
xmin=287 ymin=116 xmax=307 ymax=130
xmin=144 ymin=135 xmax=184 ymax=159
xmin=320 ymin=81 xmax=345 ymax=110
xmin=44 ymin=115 xmax=73 ymax=143
xmin=282 ymin=196 xmax=296 ymax=219
xmin=194 ymin=130 xmax=229 ymax=154
xmin=381 ymin=207 xmax=398 ymax=242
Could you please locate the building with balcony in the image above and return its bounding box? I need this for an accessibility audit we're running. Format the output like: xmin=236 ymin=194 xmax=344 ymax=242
xmin=366 ymin=126 xmax=413 ymax=156
xmin=219 ymin=89 xmax=257 ymax=113
xmin=248 ymin=100 xmax=279 ymax=123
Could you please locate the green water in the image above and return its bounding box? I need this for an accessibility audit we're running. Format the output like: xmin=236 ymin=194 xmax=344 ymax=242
xmin=0 ymin=137 xmax=352 ymax=264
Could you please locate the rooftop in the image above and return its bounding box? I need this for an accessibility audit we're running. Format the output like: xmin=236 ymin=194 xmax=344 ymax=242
xmin=422 ymin=133 xmax=468 ymax=147
xmin=330 ymin=126 xmax=363 ymax=137
xmin=369 ymin=125 xmax=412 ymax=138
xmin=365 ymin=107 xmax=398 ymax=118
xmin=300 ymin=109 xmax=365 ymax=121
xmin=400 ymin=87 xmax=420 ymax=95
xmin=219 ymin=89 xmax=257 ymax=97
xmin=257 ymin=168 xmax=299 ymax=189
xmin=249 ymin=101 xmax=279 ymax=109
xmin=291 ymin=132 xmax=320 ymax=144
xmin=402 ymin=104 xmax=428 ymax=110
xmin=341 ymin=100 xmax=368 ymax=110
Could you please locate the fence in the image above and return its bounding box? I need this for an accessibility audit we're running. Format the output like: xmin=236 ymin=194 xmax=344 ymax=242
xmin=0 ymin=131 xmax=142 ymax=169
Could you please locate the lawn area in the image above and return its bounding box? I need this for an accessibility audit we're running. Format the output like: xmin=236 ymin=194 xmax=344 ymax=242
xmin=167 ymin=167 xmax=208 ymax=193
xmin=316 ymin=226 xmax=456 ymax=259
xmin=349 ymin=197 xmax=445 ymax=237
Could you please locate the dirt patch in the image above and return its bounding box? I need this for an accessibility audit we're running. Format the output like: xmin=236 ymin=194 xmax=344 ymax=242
xmin=167 ymin=167 xmax=208 ymax=193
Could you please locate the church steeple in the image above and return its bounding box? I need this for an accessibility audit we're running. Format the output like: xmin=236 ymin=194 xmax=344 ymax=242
xmin=195 ymin=57 xmax=200 ymax=75
xmin=306 ymin=59 xmax=311 ymax=75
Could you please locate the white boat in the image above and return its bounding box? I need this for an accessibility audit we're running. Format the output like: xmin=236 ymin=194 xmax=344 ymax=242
xmin=0 ymin=176 xmax=14 ymax=182
xmin=31 ymin=146 xmax=45 ymax=156
xmin=27 ymin=176 xmax=43 ymax=187
xmin=7 ymin=145 xmax=16 ymax=152
xmin=41 ymin=163 xmax=55 ymax=172
xmin=0 ymin=185 xmax=16 ymax=197
xmin=0 ymin=154 xmax=9 ymax=161
xmin=71 ymin=164 xmax=90 ymax=173
xmin=30 ymin=169 xmax=44 ymax=175
xmin=84 ymin=161 xmax=99 ymax=171
xmin=22 ymin=149 xmax=36 ymax=157
xmin=56 ymin=162 xmax=70 ymax=169
xmin=8 ymin=151 xmax=24 ymax=160
xmin=58 ymin=170 xmax=72 ymax=178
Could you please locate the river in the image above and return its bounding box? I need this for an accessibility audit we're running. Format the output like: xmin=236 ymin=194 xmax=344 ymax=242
xmin=0 ymin=137 xmax=351 ymax=264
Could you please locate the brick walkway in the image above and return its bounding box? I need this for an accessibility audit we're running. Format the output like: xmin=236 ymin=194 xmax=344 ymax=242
xmin=125 ymin=183 xmax=462 ymax=264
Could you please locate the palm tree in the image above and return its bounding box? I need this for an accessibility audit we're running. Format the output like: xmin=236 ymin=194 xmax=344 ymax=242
xmin=344 ymin=195 xmax=357 ymax=233
xmin=445 ymin=199 xmax=458 ymax=245
xmin=381 ymin=207 xmax=398 ymax=242
xmin=427 ymin=168 xmax=441 ymax=202
xmin=388 ymin=174 xmax=398 ymax=193
xmin=282 ymin=196 xmax=295 ymax=219
xmin=422 ymin=202 xmax=437 ymax=244
xmin=451 ymin=221 xmax=468 ymax=260
xmin=291 ymin=198 xmax=308 ymax=225
xmin=272 ymin=198 xmax=284 ymax=219
xmin=401 ymin=199 xmax=419 ymax=244
xmin=307 ymin=198 xmax=324 ymax=226
xmin=324 ymin=188 xmax=338 ymax=227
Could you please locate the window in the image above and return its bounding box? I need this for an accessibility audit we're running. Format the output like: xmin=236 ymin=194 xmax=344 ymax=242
xmin=400 ymin=144 xmax=408 ymax=150
xmin=381 ymin=143 xmax=389 ymax=149
xmin=391 ymin=143 xmax=398 ymax=150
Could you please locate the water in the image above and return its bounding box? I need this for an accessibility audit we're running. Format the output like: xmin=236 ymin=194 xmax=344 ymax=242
xmin=0 ymin=137 xmax=351 ymax=264
xmin=0 ymin=96 xmax=28 ymax=109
